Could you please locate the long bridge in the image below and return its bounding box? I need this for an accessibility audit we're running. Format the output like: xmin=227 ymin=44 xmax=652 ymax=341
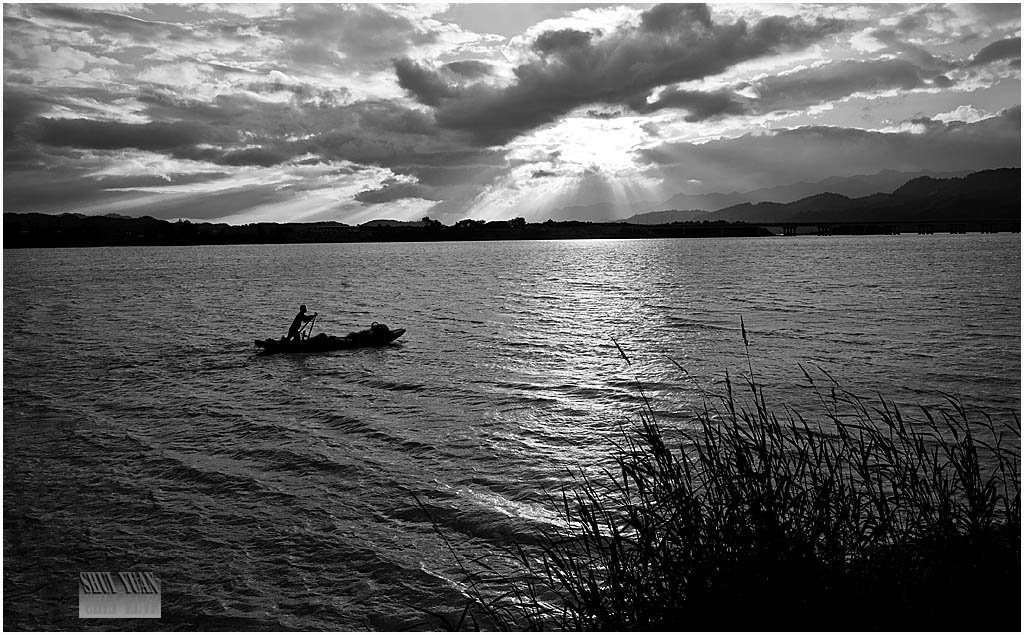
xmin=761 ymin=219 xmax=1021 ymax=236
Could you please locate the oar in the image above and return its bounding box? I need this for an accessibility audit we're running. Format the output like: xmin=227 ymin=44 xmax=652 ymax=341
xmin=301 ymin=314 xmax=318 ymax=340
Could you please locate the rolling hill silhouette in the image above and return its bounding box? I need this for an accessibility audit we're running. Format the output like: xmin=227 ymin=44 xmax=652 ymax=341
xmin=626 ymin=168 xmax=1020 ymax=225
xmin=551 ymin=169 xmax=973 ymax=222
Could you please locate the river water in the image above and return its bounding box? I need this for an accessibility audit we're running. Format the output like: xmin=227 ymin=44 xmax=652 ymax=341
xmin=3 ymin=234 xmax=1020 ymax=629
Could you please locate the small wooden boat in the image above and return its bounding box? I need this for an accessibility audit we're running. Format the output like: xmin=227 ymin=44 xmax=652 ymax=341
xmin=255 ymin=323 xmax=405 ymax=355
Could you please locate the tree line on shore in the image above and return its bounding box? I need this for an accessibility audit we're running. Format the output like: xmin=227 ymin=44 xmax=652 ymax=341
xmin=5 ymin=167 xmax=1018 ymax=248
xmin=3 ymin=213 xmax=770 ymax=248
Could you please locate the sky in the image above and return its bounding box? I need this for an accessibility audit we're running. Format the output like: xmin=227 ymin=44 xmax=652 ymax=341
xmin=3 ymin=2 xmax=1021 ymax=225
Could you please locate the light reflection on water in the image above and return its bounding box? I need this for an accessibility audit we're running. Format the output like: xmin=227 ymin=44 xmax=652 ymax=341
xmin=3 ymin=234 xmax=1019 ymax=629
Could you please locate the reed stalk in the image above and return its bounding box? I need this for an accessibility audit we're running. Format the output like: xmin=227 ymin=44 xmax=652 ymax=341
xmin=436 ymin=337 xmax=1020 ymax=631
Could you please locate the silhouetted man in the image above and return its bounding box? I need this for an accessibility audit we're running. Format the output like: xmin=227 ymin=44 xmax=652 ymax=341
xmin=286 ymin=304 xmax=317 ymax=342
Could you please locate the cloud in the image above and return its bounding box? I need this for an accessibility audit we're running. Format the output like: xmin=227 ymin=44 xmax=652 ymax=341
xmin=401 ymin=3 xmax=847 ymax=145
xmin=2 ymin=155 xmax=244 ymax=217
xmin=638 ymin=107 xmax=1021 ymax=193
xmin=443 ymin=60 xmax=493 ymax=78
xmin=10 ymin=44 xmax=118 ymax=72
xmin=631 ymin=88 xmax=743 ymax=120
xmin=968 ymin=36 xmax=1021 ymax=66
xmin=3 ymin=2 xmax=1018 ymax=224
xmin=272 ymin=4 xmax=437 ymax=68
xmin=4 ymin=88 xmax=50 ymax=147
xmin=29 ymin=4 xmax=191 ymax=40
xmin=394 ymin=58 xmax=457 ymax=107
xmin=17 ymin=65 xmax=509 ymax=188
xmin=8 ymin=4 xmax=229 ymax=69
xmin=953 ymin=4 xmax=1022 ymax=35
xmin=868 ymin=29 xmax=953 ymax=71
xmin=879 ymin=4 xmax=1019 ymax=47
xmin=11 ymin=70 xmax=513 ymax=220
xmin=33 ymin=117 xmax=214 ymax=152
xmin=933 ymin=105 xmax=992 ymax=124
xmin=354 ymin=180 xmax=439 ymax=204
xmin=137 ymin=62 xmax=210 ymax=88
xmin=218 ymin=146 xmax=294 ymax=168
xmin=624 ymin=57 xmax=945 ymax=122
xmin=640 ymin=3 xmax=712 ymax=32
xmin=246 ymin=75 xmax=351 ymax=108
xmin=532 ymin=28 xmax=598 ymax=54
xmin=746 ymin=58 xmax=934 ymax=111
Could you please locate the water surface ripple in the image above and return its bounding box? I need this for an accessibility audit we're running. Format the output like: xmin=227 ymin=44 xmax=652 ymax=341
xmin=4 ymin=235 xmax=1019 ymax=629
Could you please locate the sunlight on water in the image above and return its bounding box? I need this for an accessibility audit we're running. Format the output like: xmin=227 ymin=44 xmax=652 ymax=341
xmin=4 ymin=234 xmax=1019 ymax=629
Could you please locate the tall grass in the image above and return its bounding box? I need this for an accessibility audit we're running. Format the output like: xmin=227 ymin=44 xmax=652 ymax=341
xmin=438 ymin=334 xmax=1020 ymax=631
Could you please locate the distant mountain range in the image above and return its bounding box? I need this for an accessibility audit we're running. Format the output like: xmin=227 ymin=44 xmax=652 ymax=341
xmin=5 ymin=168 xmax=1019 ymax=249
xmin=547 ymin=169 xmax=975 ymax=222
xmin=624 ymin=168 xmax=1019 ymax=225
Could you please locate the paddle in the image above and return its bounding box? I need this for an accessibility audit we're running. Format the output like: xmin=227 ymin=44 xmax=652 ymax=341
xmin=301 ymin=313 xmax=318 ymax=340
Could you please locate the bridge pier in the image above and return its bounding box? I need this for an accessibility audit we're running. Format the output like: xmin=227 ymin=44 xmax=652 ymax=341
xmin=816 ymin=224 xmax=832 ymax=236
xmin=917 ymin=224 xmax=934 ymax=234
xmin=782 ymin=225 xmax=797 ymax=236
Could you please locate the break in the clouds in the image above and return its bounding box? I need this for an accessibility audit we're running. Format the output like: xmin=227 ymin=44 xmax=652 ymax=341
xmin=3 ymin=3 xmax=1020 ymax=224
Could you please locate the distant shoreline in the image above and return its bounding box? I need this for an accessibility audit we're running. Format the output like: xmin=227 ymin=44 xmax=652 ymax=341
xmin=5 ymin=213 xmax=1021 ymax=249
xmin=4 ymin=213 xmax=773 ymax=248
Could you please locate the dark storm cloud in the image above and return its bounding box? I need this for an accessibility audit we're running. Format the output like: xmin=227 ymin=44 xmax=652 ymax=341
xmin=343 ymin=99 xmax=440 ymax=139
xmin=402 ymin=3 xmax=847 ymax=145
xmin=395 ymin=57 xmax=457 ymax=107
xmin=396 ymin=58 xmax=501 ymax=107
xmin=968 ymin=37 xmax=1021 ymax=66
xmin=531 ymin=169 xmax=557 ymax=178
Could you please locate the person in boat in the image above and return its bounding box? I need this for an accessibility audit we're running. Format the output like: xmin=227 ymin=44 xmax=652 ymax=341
xmin=285 ymin=304 xmax=318 ymax=342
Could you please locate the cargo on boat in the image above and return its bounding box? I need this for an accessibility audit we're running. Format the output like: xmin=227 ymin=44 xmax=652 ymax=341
xmin=255 ymin=322 xmax=405 ymax=355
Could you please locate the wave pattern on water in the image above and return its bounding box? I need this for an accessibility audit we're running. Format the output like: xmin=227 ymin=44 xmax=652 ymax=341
xmin=4 ymin=235 xmax=1020 ymax=630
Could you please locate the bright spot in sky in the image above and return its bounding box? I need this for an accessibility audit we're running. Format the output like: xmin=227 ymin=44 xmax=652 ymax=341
xmin=539 ymin=115 xmax=652 ymax=174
